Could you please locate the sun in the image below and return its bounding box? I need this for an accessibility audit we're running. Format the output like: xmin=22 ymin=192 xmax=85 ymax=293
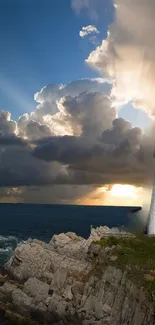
xmin=110 ymin=184 xmax=137 ymax=198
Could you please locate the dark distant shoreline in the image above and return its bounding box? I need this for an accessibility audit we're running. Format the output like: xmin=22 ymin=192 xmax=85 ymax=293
xmin=0 ymin=202 xmax=142 ymax=208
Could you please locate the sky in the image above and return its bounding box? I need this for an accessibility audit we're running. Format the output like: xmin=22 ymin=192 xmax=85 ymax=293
xmin=0 ymin=0 xmax=154 ymax=206
xmin=0 ymin=0 xmax=112 ymax=119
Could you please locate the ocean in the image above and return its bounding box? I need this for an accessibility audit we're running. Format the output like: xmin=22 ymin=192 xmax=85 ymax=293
xmin=0 ymin=203 xmax=145 ymax=265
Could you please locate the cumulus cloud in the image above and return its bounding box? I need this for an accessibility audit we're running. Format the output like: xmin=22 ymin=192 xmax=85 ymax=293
xmin=79 ymin=25 xmax=99 ymax=38
xmin=54 ymin=92 xmax=115 ymax=138
xmin=0 ymin=77 xmax=154 ymax=204
xmin=17 ymin=78 xmax=112 ymax=138
xmin=32 ymin=118 xmax=155 ymax=187
xmin=0 ymin=111 xmax=17 ymax=136
xmin=1 ymin=0 xmax=155 ymax=204
xmin=32 ymin=78 xmax=112 ymax=122
xmin=0 ymin=79 xmax=113 ymax=191
xmin=86 ymin=0 xmax=155 ymax=115
xmin=19 ymin=120 xmax=53 ymax=141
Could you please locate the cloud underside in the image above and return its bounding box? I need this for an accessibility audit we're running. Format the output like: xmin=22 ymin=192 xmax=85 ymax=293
xmin=0 ymin=78 xmax=154 ymax=200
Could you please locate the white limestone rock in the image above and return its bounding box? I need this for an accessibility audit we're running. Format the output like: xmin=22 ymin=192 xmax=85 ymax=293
xmin=49 ymin=232 xmax=88 ymax=259
xmin=5 ymin=237 xmax=91 ymax=282
xmin=50 ymin=268 xmax=68 ymax=291
xmin=62 ymin=285 xmax=73 ymax=301
xmin=0 ymin=282 xmax=17 ymax=295
xmin=12 ymin=288 xmax=33 ymax=316
xmin=102 ymin=303 xmax=112 ymax=314
xmin=5 ymin=242 xmax=52 ymax=281
xmin=2 ymin=226 xmax=152 ymax=325
xmin=24 ymin=277 xmax=49 ymax=302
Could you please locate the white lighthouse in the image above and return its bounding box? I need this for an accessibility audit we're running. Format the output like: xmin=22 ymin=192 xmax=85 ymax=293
xmin=147 ymin=174 xmax=155 ymax=236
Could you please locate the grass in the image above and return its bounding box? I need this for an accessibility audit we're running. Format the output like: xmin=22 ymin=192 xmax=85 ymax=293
xmin=93 ymin=234 xmax=155 ymax=299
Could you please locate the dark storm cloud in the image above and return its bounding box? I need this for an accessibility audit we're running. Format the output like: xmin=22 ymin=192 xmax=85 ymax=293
xmin=33 ymin=136 xmax=89 ymax=163
xmin=0 ymin=144 xmax=65 ymax=187
xmin=0 ymin=135 xmax=27 ymax=146
xmin=0 ymin=77 xmax=154 ymax=194
xmin=18 ymin=185 xmax=92 ymax=205
xmin=32 ymin=117 xmax=154 ymax=187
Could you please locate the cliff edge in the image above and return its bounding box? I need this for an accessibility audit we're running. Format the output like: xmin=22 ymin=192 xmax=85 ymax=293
xmin=0 ymin=226 xmax=155 ymax=325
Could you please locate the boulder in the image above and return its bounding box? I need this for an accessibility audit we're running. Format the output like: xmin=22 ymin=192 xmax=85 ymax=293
xmin=71 ymin=281 xmax=84 ymax=296
xmin=4 ymin=234 xmax=92 ymax=283
xmin=12 ymin=288 xmax=33 ymax=316
xmin=24 ymin=277 xmax=49 ymax=302
xmin=50 ymin=268 xmax=68 ymax=292
xmin=62 ymin=285 xmax=73 ymax=301
xmin=102 ymin=303 xmax=111 ymax=314
xmin=5 ymin=243 xmax=52 ymax=282
xmin=0 ymin=282 xmax=17 ymax=296
xmin=49 ymin=232 xmax=88 ymax=259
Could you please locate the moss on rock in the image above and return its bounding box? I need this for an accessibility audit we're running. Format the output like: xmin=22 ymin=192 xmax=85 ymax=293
xmin=94 ymin=234 xmax=155 ymax=299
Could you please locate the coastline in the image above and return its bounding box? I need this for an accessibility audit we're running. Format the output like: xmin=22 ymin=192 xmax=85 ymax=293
xmin=0 ymin=226 xmax=154 ymax=325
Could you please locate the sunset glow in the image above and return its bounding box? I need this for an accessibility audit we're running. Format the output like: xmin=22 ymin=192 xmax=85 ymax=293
xmin=110 ymin=184 xmax=138 ymax=199
xmin=74 ymin=184 xmax=143 ymax=207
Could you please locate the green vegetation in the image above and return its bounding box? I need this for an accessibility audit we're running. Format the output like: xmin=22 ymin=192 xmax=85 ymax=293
xmin=94 ymin=234 xmax=155 ymax=299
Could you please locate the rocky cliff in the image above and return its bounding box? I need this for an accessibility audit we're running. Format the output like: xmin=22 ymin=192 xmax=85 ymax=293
xmin=0 ymin=227 xmax=154 ymax=325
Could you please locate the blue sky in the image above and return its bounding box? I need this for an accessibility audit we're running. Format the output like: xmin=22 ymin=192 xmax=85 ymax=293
xmin=0 ymin=0 xmax=113 ymax=119
xmin=0 ymin=0 xmax=151 ymax=129
xmin=0 ymin=0 xmax=153 ymax=204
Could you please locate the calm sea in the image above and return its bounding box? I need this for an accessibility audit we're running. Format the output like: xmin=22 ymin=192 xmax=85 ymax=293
xmin=0 ymin=203 xmax=145 ymax=265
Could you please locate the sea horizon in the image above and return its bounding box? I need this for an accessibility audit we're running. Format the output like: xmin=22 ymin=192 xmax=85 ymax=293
xmin=0 ymin=202 xmax=142 ymax=207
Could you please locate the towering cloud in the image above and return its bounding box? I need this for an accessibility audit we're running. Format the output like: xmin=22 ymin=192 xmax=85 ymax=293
xmin=0 ymin=111 xmax=17 ymax=136
xmin=0 ymin=76 xmax=154 ymax=203
xmin=87 ymin=0 xmax=155 ymax=115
